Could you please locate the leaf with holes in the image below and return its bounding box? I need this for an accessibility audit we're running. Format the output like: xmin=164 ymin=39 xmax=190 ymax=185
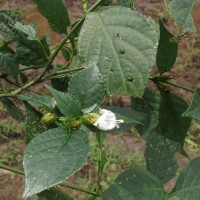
xmin=78 ymin=6 xmax=158 ymax=96
xmin=145 ymin=129 xmax=179 ymax=184
xmin=182 ymin=88 xmax=200 ymax=120
xmin=68 ymin=65 xmax=105 ymax=112
xmin=23 ymin=127 xmax=89 ymax=199
xmin=164 ymin=0 xmax=198 ymax=33
xmin=103 ymin=167 xmax=166 ymax=200
xmin=168 ymin=157 xmax=200 ymax=200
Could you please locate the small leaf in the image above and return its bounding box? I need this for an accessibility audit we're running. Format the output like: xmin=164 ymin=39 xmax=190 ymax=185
xmin=0 ymin=53 xmax=19 ymax=81
xmin=1 ymin=97 xmax=24 ymax=121
xmin=116 ymin=0 xmax=134 ymax=8
xmin=68 ymin=65 xmax=105 ymax=111
xmin=46 ymin=85 xmax=82 ymax=118
xmin=61 ymin=48 xmax=71 ymax=61
xmin=33 ymin=0 xmax=70 ymax=34
xmin=169 ymin=157 xmax=200 ymax=200
xmin=24 ymin=102 xmax=46 ymax=144
xmin=145 ymin=129 xmax=179 ymax=184
xmin=164 ymin=0 xmax=197 ymax=33
xmin=156 ymin=20 xmax=178 ymax=74
xmin=103 ymin=167 xmax=166 ymax=200
xmin=159 ymin=91 xmax=191 ymax=146
xmin=182 ymin=88 xmax=200 ymax=120
xmin=51 ymin=77 xmax=70 ymax=93
xmin=131 ymin=88 xmax=160 ymax=138
xmin=14 ymin=22 xmax=38 ymax=41
xmin=78 ymin=6 xmax=158 ymax=96
xmin=18 ymin=94 xmax=56 ymax=113
xmin=23 ymin=127 xmax=89 ymax=199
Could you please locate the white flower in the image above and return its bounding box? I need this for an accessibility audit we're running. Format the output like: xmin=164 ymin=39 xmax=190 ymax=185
xmin=93 ymin=109 xmax=124 ymax=131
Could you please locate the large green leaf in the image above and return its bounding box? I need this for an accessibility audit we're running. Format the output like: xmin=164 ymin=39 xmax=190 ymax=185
xmin=78 ymin=6 xmax=158 ymax=96
xmin=131 ymin=88 xmax=160 ymax=138
xmin=23 ymin=127 xmax=89 ymax=199
xmin=0 ymin=53 xmax=19 ymax=81
xmin=159 ymin=91 xmax=191 ymax=146
xmin=182 ymin=88 xmax=200 ymax=120
xmin=33 ymin=0 xmax=70 ymax=34
xmin=68 ymin=65 xmax=105 ymax=112
xmin=103 ymin=167 xmax=166 ymax=200
xmin=18 ymin=94 xmax=56 ymax=113
xmin=1 ymin=97 xmax=24 ymax=121
xmin=164 ymin=0 xmax=197 ymax=33
xmin=24 ymin=102 xmax=46 ymax=144
xmin=168 ymin=157 xmax=200 ymax=200
xmin=156 ymin=20 xmax=178 ymax=74
xmin=145 ymin=129 xmax=179 ymax=184
xmin=37 ymin=187 xmax=73 ymax=200
xmin=46 ymin=85 xmax=82 ymax=119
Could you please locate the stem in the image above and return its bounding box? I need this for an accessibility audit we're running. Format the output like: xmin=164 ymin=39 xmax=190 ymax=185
xmin=0 ymin=164 xmax=100 ymax=197
xmin=165 ymin=81 xmax=195 ymax=93
xmin=0 ymin=0 xmax=103 ymax=98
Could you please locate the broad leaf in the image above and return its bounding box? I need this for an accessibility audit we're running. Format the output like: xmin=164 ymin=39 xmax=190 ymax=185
xmin=19 ymin=94 xmax=56 ymax=113
xmin=156 ymin=20 xmax=178 ymax=74
xmin=78 ymin=6 xmax=158 ymax=96
xmin=159 ymin=91 xmax=191 ymax=146
xmin=37 ymin=187 xmax=73 ymax=200
xmin=23 ymin=127 xmax=89 ymax=199
xmin=68 ymin=65 xmax=105 ymax=111
xmin=103 ymin=167 xmax=166 ymax=200
xmin=33 ymin=0 xmax=70 ymax=34
xmin=168 ymin=157 xmax=200 ymax=200
xmin=182 ymin=88 xmax=200 ymax=120
xmin=164 ymin=0 xmax=197 ymax=33
xmin=131 ymin=88 xmax=160 ymax=138
xmin=24 ymin=102 xmax=46 ymax=144
xmin=1 ymin=97 xmax=24 ymax=121
xmin=46 ymin=85 xmax=82 ymax=118
xmin=145 ymin=129 xmax=179 ymax=184
xmin=0 ymin=53 xmax=19 ymax=81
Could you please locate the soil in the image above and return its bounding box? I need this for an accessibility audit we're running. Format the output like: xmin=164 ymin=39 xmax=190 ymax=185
xmin=0 ymin=0 xmax=200 ymax=199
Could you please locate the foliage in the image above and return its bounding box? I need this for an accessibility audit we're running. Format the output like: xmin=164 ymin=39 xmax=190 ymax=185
xmin=0 ymin=0 xmax=200 ymax=199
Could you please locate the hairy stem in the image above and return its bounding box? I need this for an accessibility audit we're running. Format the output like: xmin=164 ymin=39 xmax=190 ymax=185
xmin=0 ymin=164 xmax=100 ymax=197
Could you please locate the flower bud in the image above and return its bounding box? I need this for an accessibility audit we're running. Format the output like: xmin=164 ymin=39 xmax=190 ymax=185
xmin=70 ymin=120 xmax=82 ymax=129
xmin=41 ymin=113 xmax=57 ymax=125
xmin=82 ymin=113 xmax=100 ymax=125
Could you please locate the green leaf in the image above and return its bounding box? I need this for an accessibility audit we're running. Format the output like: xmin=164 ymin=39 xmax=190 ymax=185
xmin=0 ymin=53 xmax=19 ymax=81
xmin=159 ymin=91 xmax=191 ymax=146
xmin=164 ymin=0 xmax=197 ymax=33
xmin=46 ymin=85 xmax=82 ymax=118
xmin=102 ymin=106 xmax=144 ymax=133
xmin=51 ymin=77 xmax=70 ymax=93
xmin=182 ymin=88 xmax=200 ymax=120
xmin=33 ymin=0 xmax=70 ymax=34
xmin=24 ymin=102 xmax=46 ymax=144
xmin=68 ymin=65 xmax=105 ymax=112
xmin=156 ymin=20 xmax=178 ymax=74
xmin=18 ymin=94 xmax=56 ymax=113
xmin=78 ymin=6 xmax=158 ymax=96
xmin=131 ymin=88 xmax=160 ymax=138
xmin=23 ymin=127 xmax=89 ymax=199
xmin=14 ymin=22 xmax=38 ymax=41
xmin=103 ymin=167 xmax=166 ymax=200
xmin=37 ymin=187 xmax=73 ymax=200
xmin=169 ymin=157 xmax=200 ymax=200
xmin=1 ymin=97 xmax=24 ymax=121
xmin=61 ymin=48 xmax=71 ymax=61
xmin=145 ymin=129 xmax=179 ymax=184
